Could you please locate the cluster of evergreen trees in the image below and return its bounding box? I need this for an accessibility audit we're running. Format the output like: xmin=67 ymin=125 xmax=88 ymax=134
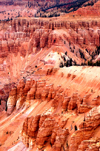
xmin=59 ymin=45 xmax=100 ymax=68
xmin=88 ymin=60 xmax=100 ymax=66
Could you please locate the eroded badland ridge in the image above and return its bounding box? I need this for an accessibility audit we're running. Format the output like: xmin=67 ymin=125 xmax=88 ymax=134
xmin=0 ymin=0 xmax=100 ymax=151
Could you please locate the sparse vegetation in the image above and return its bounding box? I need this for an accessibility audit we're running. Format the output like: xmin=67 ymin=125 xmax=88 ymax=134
xmin=59 ymin=62 xmax=64 ymax=68
xmin=91 ymin=46 xmax=100 ymax=59
xmin=88 ymin=60 xmax=100 ymax=66
xmin=65 ymin=51 xmax=67 ymax=55
xmin=79 ymin=49 xmax=85 ymax=60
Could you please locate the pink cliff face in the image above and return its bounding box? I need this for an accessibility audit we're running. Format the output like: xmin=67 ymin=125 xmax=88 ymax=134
xmin=0 ymin=0 xmax=100 ymax=151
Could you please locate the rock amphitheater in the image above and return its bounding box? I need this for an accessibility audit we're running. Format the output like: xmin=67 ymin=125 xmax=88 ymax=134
xmin=0 ymin=0 xmax=100 ymax=151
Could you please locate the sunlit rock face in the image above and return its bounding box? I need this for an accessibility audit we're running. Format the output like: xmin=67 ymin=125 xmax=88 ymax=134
xmin=69 ymin=106 xmax=100 ymax=151
xmin=21 ymin=113 xmax=69 ymax=150
xmin=1 ymin=65 xmax=100 ymax=151
xmin=0 ymin=1 xmax=100 ymax=151
xmin=0 ymin=14 xmax=100 ymax=89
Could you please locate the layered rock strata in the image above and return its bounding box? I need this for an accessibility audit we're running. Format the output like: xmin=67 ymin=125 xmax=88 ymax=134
xmin=69 ymin=106 xmax=100 ymax=151
xmin=21 ymin=114 xmax=69 ymax=150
